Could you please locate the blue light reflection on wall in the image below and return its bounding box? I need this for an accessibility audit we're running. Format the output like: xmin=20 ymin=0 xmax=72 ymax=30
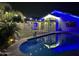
xmin=32 ymin=22 xmax=38 ymax=30
xmin=55 ymin=19 xmax=59 ymax=43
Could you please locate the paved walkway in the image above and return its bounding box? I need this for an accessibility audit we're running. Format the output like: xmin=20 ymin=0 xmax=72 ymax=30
xmin=7 ymin=37 xmax=33 ymax=56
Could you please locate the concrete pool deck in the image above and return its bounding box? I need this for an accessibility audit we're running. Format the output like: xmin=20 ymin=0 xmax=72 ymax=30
xmin=7 ymin=36 xmax=34 ymax=56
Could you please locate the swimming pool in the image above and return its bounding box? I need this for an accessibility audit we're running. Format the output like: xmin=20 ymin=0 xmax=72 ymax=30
xmin=19 ymin=32 xmax=79 ymax=56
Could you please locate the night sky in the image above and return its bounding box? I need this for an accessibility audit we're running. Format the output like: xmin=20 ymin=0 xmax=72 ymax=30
xmin=8 ymin=2 xmax=79 ymax=18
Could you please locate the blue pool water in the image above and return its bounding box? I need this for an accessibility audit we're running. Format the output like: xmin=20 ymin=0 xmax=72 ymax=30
xmin=20 ymin=39 xmax=53 ymax=56
xmin=19 ymin=34 xmax=79 ymax=56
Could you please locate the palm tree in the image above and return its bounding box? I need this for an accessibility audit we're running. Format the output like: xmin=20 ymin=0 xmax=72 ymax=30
xmin=0 ymin=21 xmax=19 ymax=50
xmin=0 ymin=3 xmax=25 ymax=51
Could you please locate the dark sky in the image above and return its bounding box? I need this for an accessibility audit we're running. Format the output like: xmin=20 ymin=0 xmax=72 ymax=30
xmin=8 ymin=2 xmax=79 ymax=18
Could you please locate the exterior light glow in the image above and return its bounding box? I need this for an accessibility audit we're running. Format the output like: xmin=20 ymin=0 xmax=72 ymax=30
xmin=43 ymin=14 xmax=61 ymax=21
xmin=10 ymin=39 xmax=13 ymax=42
xmin=24 ymin=16 xmax=26 ymax=19
xmin=56 ymin=17 xmax=61 ymax=21
xmin=44 ymin=14 xmax=55 ymax=19
xmin=14 ymin=14 xmax=18 ymax=17
xmin=39 ymin=18 xmax=44 ymax=22
xmin=5 ymin=12 xmax=8 ymax=14
xmin=29 ymin=18 xmax=33 ymax=20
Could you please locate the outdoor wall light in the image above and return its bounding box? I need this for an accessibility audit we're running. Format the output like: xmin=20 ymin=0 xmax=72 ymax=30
xmin=23 ymin=16 xmax=26 ymax=19
xmin=29 ymin=18 xmax=33 ymax=20
xmin=14 ymin=14 xmax=18 ymax=17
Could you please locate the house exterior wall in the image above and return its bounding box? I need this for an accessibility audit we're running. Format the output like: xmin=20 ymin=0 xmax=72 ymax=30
xmin=51 ymin=10 xmax=79 ymax=33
